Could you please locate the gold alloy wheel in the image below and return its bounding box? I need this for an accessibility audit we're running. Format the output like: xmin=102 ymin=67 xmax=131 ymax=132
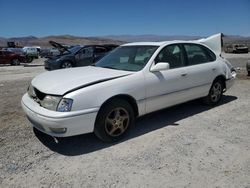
xmin=105 ymin=107 xmax=130 ymax=137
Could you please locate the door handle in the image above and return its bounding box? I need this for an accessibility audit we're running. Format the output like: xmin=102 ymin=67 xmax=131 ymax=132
xmin=181 ymin=73 xmax=187 ymax=77
xmin=212 ymin=68 xmax=217 ymax=71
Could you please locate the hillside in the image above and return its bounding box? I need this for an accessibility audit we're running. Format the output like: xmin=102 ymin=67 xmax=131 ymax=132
xmin=0 ymin=35 xmax=123 ymax=48
xmin=0 ymin=34 xmax=250 ymax=48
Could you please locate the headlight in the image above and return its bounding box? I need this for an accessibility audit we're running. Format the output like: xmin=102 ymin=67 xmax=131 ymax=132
xmin=40 ymin=95 xmax=61 ymax=111
xmin=28 ymin=85 xmax=36 ymax=97
xmin=57 ymin=98 xmax=73 ymax=112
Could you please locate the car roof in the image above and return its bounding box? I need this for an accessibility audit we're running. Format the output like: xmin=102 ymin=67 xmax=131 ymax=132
xmin=80 ymin=45 xmax=117 ymax=48
xmin=121 ymin=40 xmax=201 ymax=47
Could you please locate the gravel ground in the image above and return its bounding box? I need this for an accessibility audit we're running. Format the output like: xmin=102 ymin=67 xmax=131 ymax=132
xmin=0 ymin=55 xmax=250 ymax=187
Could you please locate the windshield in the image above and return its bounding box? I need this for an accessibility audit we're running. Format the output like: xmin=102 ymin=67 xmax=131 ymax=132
xmin=63 ymin=46 xmax=82 ymax=54
xmin=95 ymin=46 xmax=158 ymax=71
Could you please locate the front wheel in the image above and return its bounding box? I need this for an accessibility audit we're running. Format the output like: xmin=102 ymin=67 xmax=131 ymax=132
xmin=203 ymin=79 xmax=223 ymax=105
xmin=94 ymin=99 xmax=134 ymax=142
xmin=61 ymin=61 xmax=73 ymax=68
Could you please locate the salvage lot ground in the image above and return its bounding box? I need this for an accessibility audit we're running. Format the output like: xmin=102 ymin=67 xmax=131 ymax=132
xmin=0 ymin=54 xmax=250 ymax=187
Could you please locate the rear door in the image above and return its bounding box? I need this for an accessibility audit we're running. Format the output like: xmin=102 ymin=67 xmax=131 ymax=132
xmin=181 ymin=43 xmax=218 ymax=97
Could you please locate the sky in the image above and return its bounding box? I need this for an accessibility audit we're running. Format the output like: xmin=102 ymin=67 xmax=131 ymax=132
xmin=0 ymin=0 xmax=249 ymax=37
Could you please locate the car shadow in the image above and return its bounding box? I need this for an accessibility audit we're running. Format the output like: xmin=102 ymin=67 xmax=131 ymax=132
xmin=0 ymin=64 xmax=12 ymax=67
xmin=34 ymin=95 xmax=237 ymax=156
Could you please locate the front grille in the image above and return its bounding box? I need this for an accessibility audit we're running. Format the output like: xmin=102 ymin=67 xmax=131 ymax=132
xmin=34 ymin=88 xmax=46 ymax=100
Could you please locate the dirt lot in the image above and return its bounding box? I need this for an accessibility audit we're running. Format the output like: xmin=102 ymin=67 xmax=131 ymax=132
xmin=0 ymin=54 xmax=250 ymax=187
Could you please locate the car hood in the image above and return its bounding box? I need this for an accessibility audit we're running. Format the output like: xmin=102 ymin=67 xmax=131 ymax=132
xmin=49 ymin=41 xmax=70 ymax=53
xmin=31 ymin=66 xmax=132 ymax=95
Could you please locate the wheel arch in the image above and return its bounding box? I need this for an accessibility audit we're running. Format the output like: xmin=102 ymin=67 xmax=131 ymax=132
xmin=99 ymin=94 xmax=139 ymax=118
xmin=213 ymin=75 xmax=226 ymax=90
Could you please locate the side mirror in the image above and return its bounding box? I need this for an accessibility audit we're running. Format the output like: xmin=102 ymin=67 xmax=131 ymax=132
xmin=150 ymin=62 xmax=170 ymax=72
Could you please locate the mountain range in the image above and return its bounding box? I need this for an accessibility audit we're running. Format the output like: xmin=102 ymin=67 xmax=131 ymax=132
xmin=0 ymin=34 xmax=250 ymax=48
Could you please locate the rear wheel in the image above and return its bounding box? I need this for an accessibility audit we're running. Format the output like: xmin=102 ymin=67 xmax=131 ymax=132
xmin=27 ymin=56 xmax=33 ymax=63
xmin=203 ymin=79 xmax=223 ymax=105
xmin=11 ymin=59 xmax=20 ymax=66
xmin=61 ymin=61 xmax=73 ymax=68
xmin=94 ymin=99 xmax=134 ymax=142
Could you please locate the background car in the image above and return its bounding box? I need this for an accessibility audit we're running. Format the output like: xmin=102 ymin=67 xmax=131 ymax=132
xmin=44 ymin=43 xmax=118 ymax=70
xmin=23 ymin=47 xmax=39 ymax=62
xmin=225 ymin=44 xmax=249 ymax=53
xmin=0 ymin=50 xmax=26 ymax=65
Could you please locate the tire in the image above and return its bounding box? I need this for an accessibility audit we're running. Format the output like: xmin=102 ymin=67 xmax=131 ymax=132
xmin=247 ymin=61 xmax=250 ymax=76
xmin=203 ymin=79 xmax=223 ymax=106
xmin=11 ymin=59 xmax=20 ymax=66
xmin=61 ymin=61 xmax=73 ymax=68
xmin=94 ymin=99 xmax=134 ymax=142
xmin=27 ymin=56 xmax=33 ymax=63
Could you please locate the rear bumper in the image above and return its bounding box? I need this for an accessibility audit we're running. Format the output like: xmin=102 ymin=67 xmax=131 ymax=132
xmin=21 ymin=93 xmax=98 ymax=137
xmin=225 ymin=74 xmax=236 ymax=91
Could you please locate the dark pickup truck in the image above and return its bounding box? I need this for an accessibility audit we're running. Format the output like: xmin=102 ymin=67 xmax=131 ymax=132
xmin=44 ymin=41 xmax=118 ymax=70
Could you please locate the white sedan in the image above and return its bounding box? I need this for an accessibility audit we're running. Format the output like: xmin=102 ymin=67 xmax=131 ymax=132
xmin=21 ymin=34 xmax=236 ymax=142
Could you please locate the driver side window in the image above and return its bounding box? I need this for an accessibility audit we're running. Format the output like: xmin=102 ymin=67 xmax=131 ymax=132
xmin=76 ymin=47 xmax=93 ymax=59
xmin=155 ymin=44 xmax=185 ymax=69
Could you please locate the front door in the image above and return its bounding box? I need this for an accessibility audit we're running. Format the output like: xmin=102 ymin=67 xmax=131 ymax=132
xmin=145 ymin=44 xmax=192 ymax=113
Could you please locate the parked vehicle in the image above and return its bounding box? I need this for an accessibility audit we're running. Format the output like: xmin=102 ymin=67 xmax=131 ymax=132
xmin=0 ymin=50 xmax=27 ymax=65
xmin=23 ymin=47 xmax=39 ymax=62
xmin=44 ymin=41 xmax=118 ymax=70
xmin=32 ymin=46 xmax=41 ymax=53
xmin=225 ymin=44 xmax=249 ymax=53
xmin=21 ymin=34 xmax=236 ymax=142
xmin=247 ymin=60 xmax=250 ymax=76
xmin=4 ymin=48 xmax=25 ymax=55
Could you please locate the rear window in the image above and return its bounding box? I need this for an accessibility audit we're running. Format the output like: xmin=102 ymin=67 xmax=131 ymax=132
xmin=184 ymin=44 xmax=216 ymax=66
